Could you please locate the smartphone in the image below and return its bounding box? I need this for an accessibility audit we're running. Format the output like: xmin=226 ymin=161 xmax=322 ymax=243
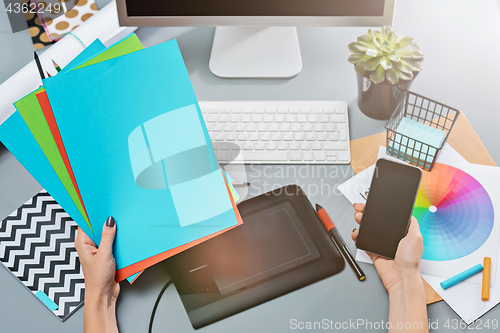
xmin=355 ymin=158 xmax=422 ymax=259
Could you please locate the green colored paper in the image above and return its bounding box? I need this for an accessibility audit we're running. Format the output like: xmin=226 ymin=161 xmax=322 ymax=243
xmin=13 ymin=34 xmax=145 ymax=232
xmin=15 ymin=89 xmax=91 ymax=230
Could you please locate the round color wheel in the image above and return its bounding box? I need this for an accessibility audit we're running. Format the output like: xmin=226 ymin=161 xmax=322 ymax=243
xmin=413 ymin=163 xmax=495 ymax=261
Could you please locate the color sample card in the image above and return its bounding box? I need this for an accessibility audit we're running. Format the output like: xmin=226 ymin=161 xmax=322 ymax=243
xmin=43 ymin=39 xmax=239 ymax=273
xmin=0 ymin=191 xmax=84 ymax=321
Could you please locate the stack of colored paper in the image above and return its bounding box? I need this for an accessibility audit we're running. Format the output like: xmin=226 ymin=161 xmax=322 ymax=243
xmin=0 ymin=33 xmax=243 ymax=283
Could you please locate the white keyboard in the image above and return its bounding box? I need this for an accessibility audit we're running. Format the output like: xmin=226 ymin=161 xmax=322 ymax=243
xmin=200 ymin=101 xmax=351 ymax=164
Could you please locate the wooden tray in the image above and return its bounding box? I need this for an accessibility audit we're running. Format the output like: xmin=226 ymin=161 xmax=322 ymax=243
xmin=349 ymin=113 xmax=497 ymax=305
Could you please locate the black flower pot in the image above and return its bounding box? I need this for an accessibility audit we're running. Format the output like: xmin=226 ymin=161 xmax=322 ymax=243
xmin=356 ymin=72 xmax=416 ymax=120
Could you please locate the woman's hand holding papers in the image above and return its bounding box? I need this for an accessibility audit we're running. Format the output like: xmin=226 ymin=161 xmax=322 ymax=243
xmin=76 ymin=217 xmax=120 ymax=333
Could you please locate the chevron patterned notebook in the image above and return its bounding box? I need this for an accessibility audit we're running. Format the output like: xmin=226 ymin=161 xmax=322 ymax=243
xmin=0 ymin=190 xmax=84 ymax=321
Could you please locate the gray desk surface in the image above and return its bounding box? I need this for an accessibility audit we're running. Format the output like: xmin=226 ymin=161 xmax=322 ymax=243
xmin=1 ymin=0 xmax=500 ymax=332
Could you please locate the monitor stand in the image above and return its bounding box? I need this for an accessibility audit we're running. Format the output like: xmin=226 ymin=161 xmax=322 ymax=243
xmin=209 ymin=27 xmax=302 ymax=78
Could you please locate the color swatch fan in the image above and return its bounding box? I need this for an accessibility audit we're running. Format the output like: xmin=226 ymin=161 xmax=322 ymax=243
xmin=414 ymin=163 xmax=495 ymax=261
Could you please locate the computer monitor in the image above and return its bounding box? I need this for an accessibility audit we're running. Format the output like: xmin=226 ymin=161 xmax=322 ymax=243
xmin=116 ymin=0 xmax=395 ymax=78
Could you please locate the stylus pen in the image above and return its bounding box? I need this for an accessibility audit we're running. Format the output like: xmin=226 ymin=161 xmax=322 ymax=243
xmin=316 ymin=204 xmax=366 ymax=281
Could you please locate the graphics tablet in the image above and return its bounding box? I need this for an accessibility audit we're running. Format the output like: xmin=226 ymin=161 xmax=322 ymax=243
xmin=163 ymin=185 xmax=345 ymax=329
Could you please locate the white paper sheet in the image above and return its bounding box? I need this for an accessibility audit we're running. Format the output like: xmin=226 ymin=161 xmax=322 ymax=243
xmin=0 ymin=0 xmax=136 ymax=126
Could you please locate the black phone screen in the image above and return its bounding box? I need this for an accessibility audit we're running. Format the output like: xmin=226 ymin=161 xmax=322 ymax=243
xmin=355 ymin=159 xmax=422 ymax=259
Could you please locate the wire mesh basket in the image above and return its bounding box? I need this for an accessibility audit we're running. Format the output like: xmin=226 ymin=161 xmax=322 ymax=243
xmin=385 ymin=91 xmax=460 ymax=171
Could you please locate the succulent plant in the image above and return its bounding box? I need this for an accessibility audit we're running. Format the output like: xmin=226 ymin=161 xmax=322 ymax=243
xmin=348 ymin=26 xmax=423 ymax=84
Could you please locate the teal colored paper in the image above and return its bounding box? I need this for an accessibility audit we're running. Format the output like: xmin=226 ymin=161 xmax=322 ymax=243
xmin=43 ymin=39 xmax=238 ymax=270
xmin=60 ymin=39 xmax=106 ymax=74
xmin=0 ymin=112 xmax=94 ymax=239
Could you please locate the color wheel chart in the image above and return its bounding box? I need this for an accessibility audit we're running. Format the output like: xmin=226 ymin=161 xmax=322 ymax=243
xmin=413 ymin=163 xmax=495 ymax=261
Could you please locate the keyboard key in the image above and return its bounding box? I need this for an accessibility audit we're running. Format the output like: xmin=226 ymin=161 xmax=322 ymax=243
xmin=327 ymin=152 xmax=337 ymax=161
xmin=297 ymin=115 xmax=307 ymax=123
xmin=286 ymin=115 xmax=296 ymax=122
xmin=314 ymin=124 xmax=324 ymax=132
xmin=220 ymin=109 xmax=230 ymax=114
xmin=291 ymin=124 xmax=302 ymax=132
xmin=312 ymin=142 xmax=322 ymax=150
xmin=214 ymin=133 xmax=224 ymax=141
xmin=272 ymin=133 xmax=282 ymax=141
xmin=219 ymin=115 xmax=229 ymax=122
xmin=217 ymin=151 xmax=230 ymax=161
xmin=229 ymin=115 xmax=239 ymax=123
xmin=249 ymin=133 xmax=259 ymax=141
xmin=238 ymin=133 xmax=248 ymax=141
xmin=280 ymin=124 xmax=290 ymax=132
xmin=328 ymin=132 xmax=339 ymax=141
xmin=313 ymin=109 xmax=323 ymax=114
xmin=300 ymin=108 xmax=311 ymax=114
xmin=224 ymin=124 xmax=234 ymax=132
xmin=241 ymin=115 xmax=251 ymax=123
xmin=336 ymin=108 xmax=346 ymax=114
xmin=269 ymin=124 xmax=280 ymax=132
xmin=290 ymin=142 xmax=299 ymax=150
xmin=306 ymin=133 xmax=316 ymax=141
xmin=331 ymin=115 xmax=346 ymax=122
xmin=278 ymin=142 xmax=288 ymax=150
xmin=324 ymin=142 xmax=348 ymax=150
xmin=294 ymin=133 xmax=304 ymax=141
xmin=266 ymin=108 xmax=277 ymax=114
xmin=304 ymin=152 xmax=314 ymax=161
xmin=325 ymin=124 xmax=336 ymax=132
xmin=260 ymin=133 xmax=270 ymax=141
xmin=319 ymin=115 xmax=329 ymax=123
xmin=206 ymin=115 xmax=217 ymax=122
xmin=243 ymin=151 xmax=287 ymax=161
xmin=317 ymin=133 xmax=327 ymax=141
xmin=243 ymin=109 xmax=253 ymax=114
xmin=340 ymin=130 xmax=348 ymax=141
xmin=275 ymin=115 xmax=285 ymax=123
xmin=235 ymin=124 xmax=245 ymax=132
xmin=231 ymin=109 xmax=242 ymax=114
xmin=278 ymin=109 xmax=288 ymax=114
xmin=314 ymin=152 xmax=326 ymax=161
xmin=226 ymin=134 xmax=236 ymax=141
xmin=243 ymin=142 xmax=253 ymax=150
xmin=258 ymin=124 xmax=268 ymax=132
xmin=308 ymin=115 xmax=318 ymax=123
xmin=212 ymin=142 xmax=220 ymax=150
xmin=290 ymin=109 xmax=300 ymax=114
xmin=212 ymin=124 xmax=222 ymax=132
xmin=263 ymin=115 xmax=274 ymax=123
xmin=255 ymin=142 xmax=265 ymax=150
xmin=252 ymin=115 xmax=263 ymax=122
xmin=208 ymin=109 xmax=218 ymax=114
xmin=301 ymin=142 xmax=311 ymax=150
xmin=221 ymin=143 xmax=231 ymax=150
xmin=303 ymin=124 xmax=313 ymax=132
xmin=266 ymin=142 xmax=276 ymax=150
xmin=290 ymin=152 xmax=302 ymax=161
xmin=283 ymin=133 xmax=293 ymax=141
xmin=255 ymin=108 xmax=265 ymax=114
xmin=246 ymin=124 xmax=256 ymax=131
xmin=324 ymin=109 xmax=334 ymax=114
xmin=338 ymin=152 xmax=350 ymax=161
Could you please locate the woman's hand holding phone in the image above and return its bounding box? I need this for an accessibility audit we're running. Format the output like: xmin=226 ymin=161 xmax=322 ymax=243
xmin=352 ymin=203 xmax=429 ymax=333
xmin=351 ymin=203 xmax=423 ymax=292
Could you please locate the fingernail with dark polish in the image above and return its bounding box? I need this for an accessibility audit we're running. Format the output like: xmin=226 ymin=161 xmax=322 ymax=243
xmin=353 ymin=228 xmax=357 ymax=232
xmin=106 ymin=216 xmax=115 ymax=228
